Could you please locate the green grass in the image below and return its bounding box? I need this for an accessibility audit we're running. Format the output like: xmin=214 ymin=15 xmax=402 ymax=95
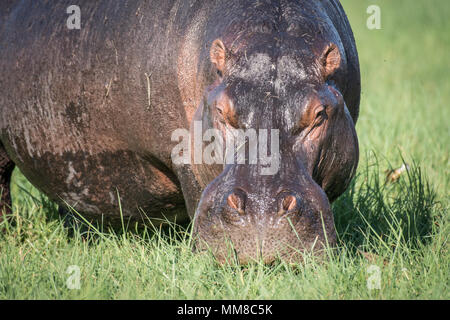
xmin=1 ymin=0 xmax=449 ymax=299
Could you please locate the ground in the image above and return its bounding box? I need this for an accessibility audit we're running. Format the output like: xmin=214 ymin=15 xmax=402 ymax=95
xmin=0 ymin=0 xmax=448 ymax=299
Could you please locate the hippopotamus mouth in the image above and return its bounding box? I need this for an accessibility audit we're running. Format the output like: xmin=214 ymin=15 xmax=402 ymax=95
xmin=189 ymin=33 xmax=359 ymax=264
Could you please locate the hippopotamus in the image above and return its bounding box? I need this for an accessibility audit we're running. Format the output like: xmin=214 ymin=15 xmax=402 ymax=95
xmin=0 ymin=0 xmax=360 ymax=263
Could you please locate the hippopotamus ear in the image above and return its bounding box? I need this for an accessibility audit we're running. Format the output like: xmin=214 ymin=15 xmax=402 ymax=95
xmin=321 ymin=43 xmax=341 ymax=79
xmin=210 ymin=39 xmax=226 ymax=74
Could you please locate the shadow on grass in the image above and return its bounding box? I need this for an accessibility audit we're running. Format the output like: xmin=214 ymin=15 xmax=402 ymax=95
xmin=6 ymin=167 xmax=191 ymax=244
xmin=333 ymin=152 xmax=441 ymax=252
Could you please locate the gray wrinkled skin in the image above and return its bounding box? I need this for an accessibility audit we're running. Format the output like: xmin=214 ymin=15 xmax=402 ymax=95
xmin=0 ymin=0 xmax=360 ymax=264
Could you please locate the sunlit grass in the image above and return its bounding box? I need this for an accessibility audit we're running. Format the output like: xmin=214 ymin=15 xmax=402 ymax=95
xmin=1 ymin=156 xmax=447 ymax=299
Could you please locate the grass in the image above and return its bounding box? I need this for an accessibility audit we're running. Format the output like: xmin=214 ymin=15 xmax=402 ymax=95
xmin=0 ymin=0 xmax=448 ymax=299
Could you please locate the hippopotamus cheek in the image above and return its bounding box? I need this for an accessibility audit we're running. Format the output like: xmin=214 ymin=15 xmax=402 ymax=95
xmin=315 ymin=106 xmax=359 ymax=202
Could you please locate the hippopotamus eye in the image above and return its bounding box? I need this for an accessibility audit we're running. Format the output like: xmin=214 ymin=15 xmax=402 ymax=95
xmin=292 ymin=103 xmax=326 ymax=136
xmin=215 ymin=105 xmax=227 ymax=125
xmin=315 ymin=107 xmax=327 ymax=119
xmin=313 ymin=106 xmax=328 ymax=126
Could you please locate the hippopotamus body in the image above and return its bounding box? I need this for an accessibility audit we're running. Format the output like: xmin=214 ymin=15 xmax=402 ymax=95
xmin=0 ymin=0 xmax=360 ymax=263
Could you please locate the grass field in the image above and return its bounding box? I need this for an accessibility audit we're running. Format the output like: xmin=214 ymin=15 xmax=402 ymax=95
xmin=1 ymin=0 xmax=449 ymax=299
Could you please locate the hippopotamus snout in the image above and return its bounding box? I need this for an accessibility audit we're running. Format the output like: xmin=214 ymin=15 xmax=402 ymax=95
xmin=193 ymin=164 xmax=336 ymax=264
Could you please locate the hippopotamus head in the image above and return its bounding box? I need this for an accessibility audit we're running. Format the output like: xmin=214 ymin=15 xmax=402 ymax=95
xmin=190 ymin=27 xmax=359 ymax=264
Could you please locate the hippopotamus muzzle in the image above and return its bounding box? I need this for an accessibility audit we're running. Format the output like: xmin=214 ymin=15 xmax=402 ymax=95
xmin=193 ymin=152 xmax=337 ymax=264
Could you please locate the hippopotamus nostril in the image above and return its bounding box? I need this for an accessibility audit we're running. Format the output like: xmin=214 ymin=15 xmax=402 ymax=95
xmin=282 ymin=195 xmax=297 ymax=211
xmin=226 ymin=189 xmax=247 ymax=216
xmin=277 ymin=192 xmax=300 ymax=217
